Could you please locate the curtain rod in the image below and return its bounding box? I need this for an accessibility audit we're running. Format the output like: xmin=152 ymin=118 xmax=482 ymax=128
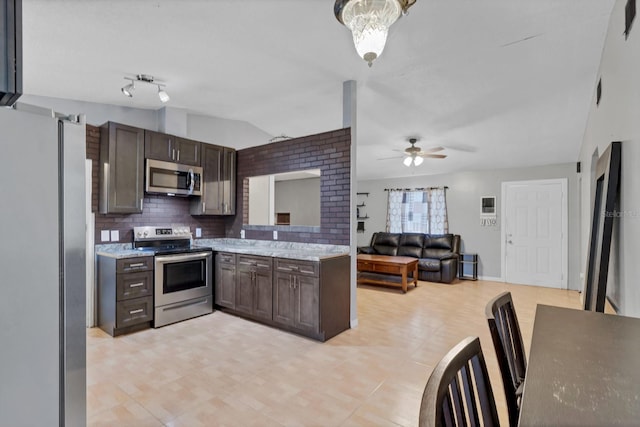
xmin=384 ymin=186 xmax=448 ymax=191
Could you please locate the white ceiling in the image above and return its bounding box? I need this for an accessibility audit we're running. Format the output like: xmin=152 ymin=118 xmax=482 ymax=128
xmin=22 ymin=0 xmax=615 ymax=180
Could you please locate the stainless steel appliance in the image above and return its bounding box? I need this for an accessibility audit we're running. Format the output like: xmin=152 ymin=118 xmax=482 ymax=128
xmin=0 ymin=103 xmax=86 ymax=425
xmin=145 ymin=159 xmax=202 ymax=196
xmin=133 ymin=226 xmax=213 ymax=327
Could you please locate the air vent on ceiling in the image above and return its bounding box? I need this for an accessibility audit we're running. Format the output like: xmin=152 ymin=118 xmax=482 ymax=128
xmin=0 ymin=0 xmax=22 ymax=107
xmin=625 ymin=0 xmax=636 ymax=40
xmin=596 ymin=78 xmax=602 ymax=106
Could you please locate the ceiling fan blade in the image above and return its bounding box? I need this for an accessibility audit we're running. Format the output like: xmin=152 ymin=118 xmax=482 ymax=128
xmin=377 ymin=155 xmax=404 ymax=160
xmin=422 ymin=154 xmax=447 ymax=159
xmin=420 ymin=146 xmax=445 ymax=154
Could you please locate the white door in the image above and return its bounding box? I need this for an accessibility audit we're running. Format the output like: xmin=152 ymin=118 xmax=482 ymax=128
xmin=503 ymin=179 xmax=567 ymax=288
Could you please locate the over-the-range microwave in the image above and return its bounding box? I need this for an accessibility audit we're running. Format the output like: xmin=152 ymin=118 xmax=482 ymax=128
xmin=145 ymin=159 xmax=202 ymax=196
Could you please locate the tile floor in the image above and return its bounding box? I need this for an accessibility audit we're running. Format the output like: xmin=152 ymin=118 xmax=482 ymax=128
xmin=87 ymin=279 xmax=580 ymax=426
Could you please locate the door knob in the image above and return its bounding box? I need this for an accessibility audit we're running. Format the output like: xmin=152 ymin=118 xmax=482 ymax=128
xmin=508 ymin=240 xmax=513 ymax=244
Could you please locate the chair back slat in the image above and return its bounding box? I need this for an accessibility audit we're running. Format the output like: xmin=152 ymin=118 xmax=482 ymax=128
xmin=419 ymin=337 xmax=500 ymax=427
xmin=486 ymin=292 xmax=527 ymax=427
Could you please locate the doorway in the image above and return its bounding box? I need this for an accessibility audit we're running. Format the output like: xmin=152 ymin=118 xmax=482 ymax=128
xmin=501 ymin=179 xmax=568 ymax=288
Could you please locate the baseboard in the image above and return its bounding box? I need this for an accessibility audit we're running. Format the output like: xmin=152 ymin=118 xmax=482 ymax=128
xmin=350 ymin=318 xmax=358 ymax=328
xmin=477 ymin=275 xmax=503 ymax=282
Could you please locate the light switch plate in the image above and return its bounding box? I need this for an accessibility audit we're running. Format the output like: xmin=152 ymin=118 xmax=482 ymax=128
xmin=195 ymin=228 xmax=202 ymax=238
xmin=240 ymin=230 xmax=245 ymax=239
xmin=110 ymin=230 xmax=119 ymax=242
xmin=273 ymin=230 xmax=278 ymax=240
xmin=100 ymin=230 xmax=110 ymax=242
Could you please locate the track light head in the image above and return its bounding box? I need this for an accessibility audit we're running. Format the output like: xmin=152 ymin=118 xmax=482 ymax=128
xmin=121 ymin=80 xmax=135 ymax=97
xmin=157 ymin=85 xmax=170 ymax=103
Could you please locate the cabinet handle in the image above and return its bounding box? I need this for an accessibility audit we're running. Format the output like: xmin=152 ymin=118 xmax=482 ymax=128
xmin=129 ymin=309 xmax=144 ymax=315
xmin=129 ymin=282 xmax=144 ymax=288
xmin=202 ymin=202 xmax=206 ymax=212
xmin=167 ymin=140 xmax=172 ymax=159
xmin=172 ymin=148 xmax=176 ymax=160
xmin=140 ymin=198 xmax=144 ymax=211
xmin=177 ymin=150 xmax=180 ymax=162
xmin=289 ymin=274 xmax=293 ymax=288
xmin=129 ymin=263 xmax=145 ymax=268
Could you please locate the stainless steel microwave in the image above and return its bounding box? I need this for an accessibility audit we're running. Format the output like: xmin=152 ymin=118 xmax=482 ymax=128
xmin=146 ymin=159 xmax=202 ymax=196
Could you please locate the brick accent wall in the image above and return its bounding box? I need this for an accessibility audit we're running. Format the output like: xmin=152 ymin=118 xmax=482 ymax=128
xmin=230 ymin=128 xmax=351 ymax=245
xmin=86 ymin=125 xmax=228 ymax=244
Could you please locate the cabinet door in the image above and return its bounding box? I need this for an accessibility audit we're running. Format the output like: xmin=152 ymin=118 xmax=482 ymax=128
xmin=294 ymin=275 xmax=319 ymax=333
xmin=235 ymin=267 xmax=254 ymax=315
xmin=176 ymin=137 xmax=201 ymax=166
xmin=100 ymin=122 xmax=144 ymax=213
xmin=254 ymin=268 xmax=273 ymax=320
xmin=215 ymin=259 xmax=236 ymax=309
xmin=144 ymin=130 xmax=175 ymax=162
xmin=273 ymin=272 xmax=294 ymax=327
xmin=198 ymin=144 xmax=223 ymax=215
xmin=221 ymin=148 xmax=236 ymax=214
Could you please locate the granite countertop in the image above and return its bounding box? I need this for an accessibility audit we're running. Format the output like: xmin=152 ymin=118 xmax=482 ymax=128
xmin=95 ymin=239 xmax=350 ymax=261
xmin=95 ymin=243 xmax=152 ymax=259
xmin=195 ymin=238 xmax=350 ymax=261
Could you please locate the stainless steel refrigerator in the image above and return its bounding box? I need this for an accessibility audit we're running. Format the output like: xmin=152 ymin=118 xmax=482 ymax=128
xmin=0 ymin=103 xmax=86 ymax=426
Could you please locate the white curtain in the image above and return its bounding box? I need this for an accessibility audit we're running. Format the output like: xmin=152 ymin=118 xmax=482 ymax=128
xmin=386 ymin=188 xmax=449 ymax=234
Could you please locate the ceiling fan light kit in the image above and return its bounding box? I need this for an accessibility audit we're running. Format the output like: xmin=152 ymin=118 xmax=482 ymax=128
xmin=121 ymin=74 xmax=170 ymax=103
xmin=401 ymin=137 xmax=446 ymax=166
xmin=334 ymin=0 xmax=416 ymax=67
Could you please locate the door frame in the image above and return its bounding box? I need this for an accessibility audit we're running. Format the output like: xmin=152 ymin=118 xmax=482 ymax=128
xmin=500 ymin=178 xmax=568 ymax=288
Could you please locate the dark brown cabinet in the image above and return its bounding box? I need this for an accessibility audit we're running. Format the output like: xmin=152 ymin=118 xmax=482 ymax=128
xmin=97 ymin=255 xmax=154 ymax=336
xmin=191 ymin=144 xmax=236 ymax=215
xmin=144 ymin=130 xmax=201 ymax=166
xmin=235 ymin=255 xmax=273 ymax=321
xmin=99 ymin=122 xmax=145 ymax=213
xmin=215 ymin=252 xmax=236 ymax=309
xmin=273 ymin=259 xmax=319 ymax=334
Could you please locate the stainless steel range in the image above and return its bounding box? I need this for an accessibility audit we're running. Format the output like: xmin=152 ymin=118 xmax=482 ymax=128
xmin=133 ymin=226 xmax=213 ymax=327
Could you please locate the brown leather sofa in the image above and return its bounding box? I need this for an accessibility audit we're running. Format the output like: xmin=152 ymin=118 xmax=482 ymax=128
xmin=358 ymin=232 xmax=461 ymax=283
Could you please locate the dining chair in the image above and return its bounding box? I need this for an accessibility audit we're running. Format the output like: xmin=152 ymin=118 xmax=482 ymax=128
xmin=419 ymin=336 xmax=500 ymax=427
xmin=485 ymin=291 xmax=527 ymax=427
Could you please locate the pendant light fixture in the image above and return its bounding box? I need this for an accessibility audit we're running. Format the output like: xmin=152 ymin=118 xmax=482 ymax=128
xmin=121 ymin=74 xmax=170 ymax=103
xmin=334 ymin=0 xmax=416 ymax=67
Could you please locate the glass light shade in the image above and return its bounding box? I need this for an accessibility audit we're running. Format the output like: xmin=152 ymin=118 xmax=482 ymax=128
xmin=403 ymin=156 xmax=413 ymax=166
xmin=414 ymin=156 xmax=424 ymax=166
xmin=341 ymin=0 xmax=402 ymax=66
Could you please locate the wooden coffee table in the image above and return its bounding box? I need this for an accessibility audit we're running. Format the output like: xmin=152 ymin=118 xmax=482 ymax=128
xmin=357 ymin=254 xmax=419 ymax=293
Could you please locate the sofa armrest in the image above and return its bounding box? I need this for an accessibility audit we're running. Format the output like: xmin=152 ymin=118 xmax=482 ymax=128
xmin=357 ymin=246 xmax=376 ymax=254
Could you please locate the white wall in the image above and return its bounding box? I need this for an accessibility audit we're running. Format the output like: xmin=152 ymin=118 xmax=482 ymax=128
xmin=187 ymin=113 xmax=273 ymax=150
xmin=248 ymin=175 xmax=272 ymax=225
xmin=357 ymin=162 xmax=580 ymax=288
xmin=578 ymin=0 xmax=640 ymax=316
xmin=275 ymin=178 xmax=321 ymax=226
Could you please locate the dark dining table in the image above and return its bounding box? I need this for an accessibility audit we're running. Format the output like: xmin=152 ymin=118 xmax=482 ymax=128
xmin=519 ymin=304 xmax=640 ymax=426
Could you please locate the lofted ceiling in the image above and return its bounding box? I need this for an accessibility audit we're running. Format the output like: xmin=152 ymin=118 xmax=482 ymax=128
xmin=22 ymin=0 xmax=615 ymax=180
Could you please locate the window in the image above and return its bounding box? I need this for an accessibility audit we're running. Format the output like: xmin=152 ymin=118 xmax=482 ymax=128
xmin=386 ymin=188 xmax=448 ymax=234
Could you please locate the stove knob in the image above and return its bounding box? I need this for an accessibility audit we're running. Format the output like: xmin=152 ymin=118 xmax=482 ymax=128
xmin=143 ymin=231 xmax=149 ymax=237
xmin=136 ymin=231 xmax=142 ymax=238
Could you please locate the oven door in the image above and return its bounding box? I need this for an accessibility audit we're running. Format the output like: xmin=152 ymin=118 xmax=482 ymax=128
xmin=154 ymin=251 xmax=212 ymax=308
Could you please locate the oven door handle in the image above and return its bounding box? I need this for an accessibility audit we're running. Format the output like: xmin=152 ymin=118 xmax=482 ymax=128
xmin=155 ymin=252 xmax=211 ymax=264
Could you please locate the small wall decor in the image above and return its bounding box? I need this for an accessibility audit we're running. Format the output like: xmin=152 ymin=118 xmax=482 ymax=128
xmin=481 ymin=196 xmax=496 ymax=217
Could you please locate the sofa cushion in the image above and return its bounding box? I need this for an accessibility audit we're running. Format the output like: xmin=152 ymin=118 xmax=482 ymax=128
xmin=419 ymin=258 xmax=441 ymax=272
xmin=424 ymin=234 xmax=454 ymax=251
xmin=397 ymin=233 xmax=425 ymax=258
xmin=422 ymin=248 xmax=457 ymax=260
xmin=372 ymin=232 xmax=400 ymax=256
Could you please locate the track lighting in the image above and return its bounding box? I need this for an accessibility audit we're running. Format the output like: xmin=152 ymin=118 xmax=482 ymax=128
xmin=121 ymin=74 xmax=170 ymax=103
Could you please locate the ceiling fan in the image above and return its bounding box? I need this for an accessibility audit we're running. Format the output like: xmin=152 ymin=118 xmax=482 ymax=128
xmin=379 ymin=138 xmax=447 ymax=166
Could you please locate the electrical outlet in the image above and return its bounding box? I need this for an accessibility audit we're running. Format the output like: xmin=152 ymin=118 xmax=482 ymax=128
xmin=195 ymin=228 xmax=202 ymax=238
xmin=240 ymin=229 xmax=245 ymax=239
xmin=110 ymin=230 xmax=119 ymax=242
xmin=273 ymin=230 xmax=278 ymax=240
xmin=100 ymin=230 xmax=110 ymax=242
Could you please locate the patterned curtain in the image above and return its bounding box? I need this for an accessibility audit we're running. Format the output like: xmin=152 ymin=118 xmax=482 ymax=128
xmin=386 ymin=190 xmax=403 ymax=232
xmin=386 ymin=188 xmax=449 ymax=234
xmin=428 ymin=188 xmax=449 ymax=233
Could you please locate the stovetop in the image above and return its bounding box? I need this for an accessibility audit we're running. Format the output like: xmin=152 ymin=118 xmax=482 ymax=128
xmin=134 ymin=245 xmax=212 ymax=256
xmin=132 ymin=225 xmax=211 ymax=256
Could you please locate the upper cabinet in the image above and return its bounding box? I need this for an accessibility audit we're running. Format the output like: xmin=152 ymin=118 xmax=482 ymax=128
xmin=99 ymin=122 xmax=145 ymax=214
xmin=144 ymin=130 xmax=201 ymax=166
xmin=191 ymin=144 xmax=236 ymax=215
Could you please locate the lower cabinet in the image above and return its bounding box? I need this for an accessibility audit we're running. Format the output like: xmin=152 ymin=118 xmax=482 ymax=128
xmin=97 ymin=255 xmax=154 ymax=336
xmin=214 ymin=252 xmax=350 ymax=341
xmin=236 ymin=255 xmax=273 ymax=321
xmin=215 ymin=252 xmax=236 ymax=309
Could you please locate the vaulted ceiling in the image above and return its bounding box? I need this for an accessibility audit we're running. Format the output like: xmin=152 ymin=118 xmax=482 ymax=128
xmin=22 ymin=0 xmax=615 ymax=180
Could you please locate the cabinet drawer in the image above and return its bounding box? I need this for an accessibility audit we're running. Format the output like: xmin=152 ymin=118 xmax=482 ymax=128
xmin=216 ymin=252 xmax=236 ymax=265
xmin=116 ymin=296 xmax=153 ymax=328
xmin=116 ymin=271 xmax=153 ymax=301
xmin=275 ymin=259 xmax=318 ymax=277
xmin=116 ymin=256 xmax=153 ymax=273
xmin=238 ymin=255 xmax=272 ymax=271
